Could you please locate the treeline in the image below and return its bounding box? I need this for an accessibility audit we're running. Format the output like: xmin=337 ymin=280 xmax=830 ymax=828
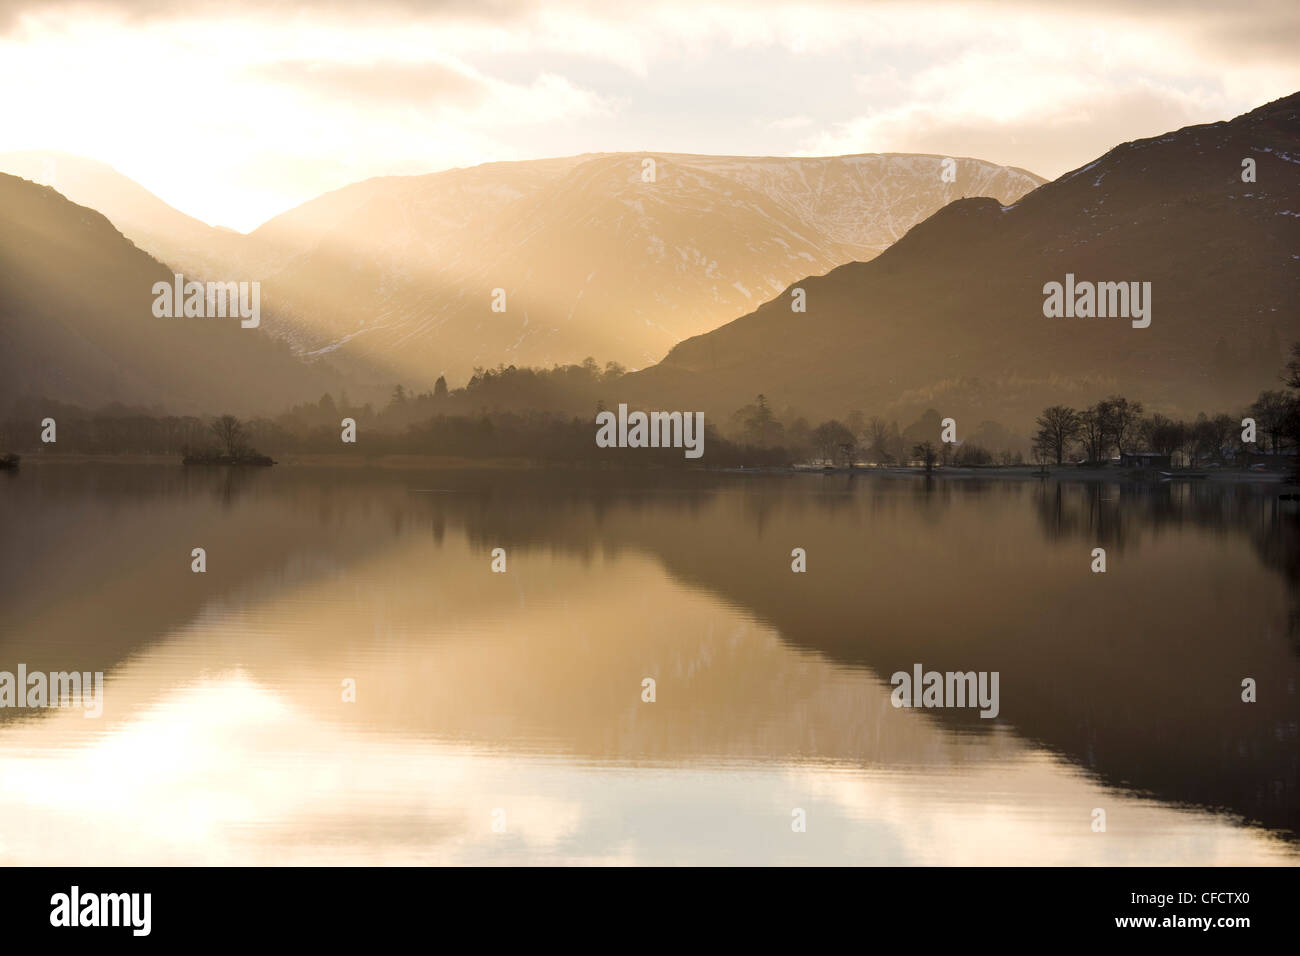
xmin=724 ymin=342 xmax=1300 ymax=470
xmin=727 ymin=395 xmax=1026 ymax=466
xmin=4 ymin=345 xmax=1297 ymax=470
xmin=1032 ymin=344 xmax=1300 ymax=467
xmin=281 ymin=357 xmax=629 ymax=430
xmin=0 ymin=400 xmax=791 ymax=468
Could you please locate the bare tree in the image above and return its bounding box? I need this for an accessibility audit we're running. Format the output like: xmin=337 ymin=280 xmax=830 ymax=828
xmin=209 ymin=414 xmax=247 ymax=458
xmin=1282 ymin=342 xmax=1300 ymax=466
xmin=813 ymin=419 xmax=855 ymax=464
xmin=1192 ymin=413 xmax=1235 ymax=463
xmin=867 ymin=417 xmax=894 ymax=465
xmin=1078 ymin=406 xmax=1108 ymax=464
xmin=1031 ymin=435 xmax=1051 ymax=471
xmin=1034 ymin=405 xmax=1082 ymax=466
xmin=1142 ymin=413 xmax=1186 ymax=460
xmin=1103 ymin=396 xmax=1144 ymax=456
xmin=1250 ymin=390 xmax=1291 ymax=453
xmin=1285 ymin=340 xmax=1300 ymax=390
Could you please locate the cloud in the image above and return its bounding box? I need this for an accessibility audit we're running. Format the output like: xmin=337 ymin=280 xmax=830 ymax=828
xmin=245 ymin=58 xmax=616 ymax=130
xmin=779 ymin=5 xmax=1298 ymax=178
xmin=798 ymin=85 xmax=1220 ymax=179
xmin=249 ymin=60 xmax=489 ymax=109
xmin=768 ymin=116 xmax=814 ymax=131
xmin=0 ymin=0 xmax=542 ymax=34
xmin=2 ymin=0 xmax=1296 ymax=227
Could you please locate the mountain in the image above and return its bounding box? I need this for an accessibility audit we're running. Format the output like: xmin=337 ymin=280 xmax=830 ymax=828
xmin=626 ymin=93 xmax=1300 ymax=428
xmin=244 ymin=152 xmax=1042 ymax=383
xmin=0 ymin=150 xmax=244 ymax=276
xmin=0 ymin=173 xmax=346 ymax=415
xmin=3 ymin=150 xmax=1043 ymax=388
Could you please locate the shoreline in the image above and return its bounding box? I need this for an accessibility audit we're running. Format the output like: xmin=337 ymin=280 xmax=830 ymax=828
xmin=764 ymin=464 xmax=1297 ymax=486
xmin=5 ymin=454 xmax=1297 ymax=488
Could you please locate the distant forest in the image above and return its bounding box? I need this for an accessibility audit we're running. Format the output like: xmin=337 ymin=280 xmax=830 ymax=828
xmin=3 ymin=345 xmax=1299 ymax=469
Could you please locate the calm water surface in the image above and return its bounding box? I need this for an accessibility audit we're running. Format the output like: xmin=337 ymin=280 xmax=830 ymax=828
xmin=1 ymin=463 xmax=1296 ymax=865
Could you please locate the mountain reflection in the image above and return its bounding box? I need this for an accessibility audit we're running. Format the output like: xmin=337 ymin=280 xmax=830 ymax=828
xmin=1 ymin=464 xmax=1296 ymax=862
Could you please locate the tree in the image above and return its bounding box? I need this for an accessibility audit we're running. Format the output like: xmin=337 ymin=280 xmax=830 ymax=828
xmin=1211 ymin=413 xmax=1235 ymax=462
xmin=1033 ymin=405 xmax=1082 ymax=466
xmin=901 ymin=408 xmax=942 ymax=450
xmin=1191 ymin=413 xmax=1232 ymax=464
xmin=1031 ymin=435 xmax=1051 ymax=470
xmin=1285 ymin=340 xmax=1300 ymax=390
xmin=433 ymin=375 xmax=449 ymax=399
xmin=1142 ymin=413 xmax=1186 ymax=460
xmin=1250 ymin=390 xmax=1290 ymax=453
xmin=1282 ymin=342 xmax=1300 ymax=467
xmin=209 ymin=414 xmax=247 ymax=457
xmin=389 ymin=384 xmax=407 ymax=408
xmin=1103 ymin=396 xmax=1144 ymax=456
xmin=912 ymin=441 xmax=938 ymax=473
xmin=785 ymin=416 xmax=812 ymax=457
xmin=739 ymin=394 xmax=783 ymax=447
xmin=812 ymin=420 xmax=855 ymax=464
xmin=866 ymin=417 xmax=894 ymax=465
xmin=846 ymin=409 xmax=866 ymax=438
xmin=1078 ymin=406 xmax=1108 ymax=464
xmin=955 ymin=443 xmax=992 ymax=466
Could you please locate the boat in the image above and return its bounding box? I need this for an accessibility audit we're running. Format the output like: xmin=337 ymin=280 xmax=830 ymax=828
xmin=0 ymin=453 xmax=19 ymax=470
xmin=1159 ymin=470 xmax=1207 ymax=480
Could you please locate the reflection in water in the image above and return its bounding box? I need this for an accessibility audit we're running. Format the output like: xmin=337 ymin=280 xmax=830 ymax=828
xmin=0 ymin=464 xmax=1296 ymax=864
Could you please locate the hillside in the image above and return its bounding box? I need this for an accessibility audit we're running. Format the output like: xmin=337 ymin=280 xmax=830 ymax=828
xmin=3 ymin=150 xmax=1043 ymax=388
xmin=245 ymin=152 xmax=1042 ymax=383
xmin=626 ymin=93 xmax=1300 ymax=427
xmin=0 ymin=174 xmax=346 ymax=415
xmin=0 ymin=150 xmax=245 ymax=277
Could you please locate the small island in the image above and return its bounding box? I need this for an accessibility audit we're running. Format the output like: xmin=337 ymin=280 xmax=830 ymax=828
xmin=182 ymin=415 xmax=275 ymax=466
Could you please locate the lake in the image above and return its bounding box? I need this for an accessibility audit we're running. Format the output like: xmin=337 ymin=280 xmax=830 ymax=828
xmin=1 ymin=463 xmax=1296 ymax=865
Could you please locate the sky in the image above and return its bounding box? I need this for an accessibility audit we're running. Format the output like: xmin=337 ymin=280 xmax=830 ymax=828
xmin=1 ymin=0 xmax=1297 ymax=232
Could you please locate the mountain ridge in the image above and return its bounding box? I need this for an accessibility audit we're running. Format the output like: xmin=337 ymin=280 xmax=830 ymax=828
xmin=624 ymin=92 xmax=1300 ymax=429
xmin=0 ymin=173 xmax=348 ymax=415
xmin=1 ymin=148 xmax=1045 ymax=386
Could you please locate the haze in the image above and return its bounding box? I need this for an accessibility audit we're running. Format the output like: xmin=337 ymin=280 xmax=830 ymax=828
xmin=2 ymin=0 xmax=1297 ymax=231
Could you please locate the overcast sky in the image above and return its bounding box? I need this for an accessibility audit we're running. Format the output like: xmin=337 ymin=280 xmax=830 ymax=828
xmin=2 ymin=0 xmax=1296 ymax=231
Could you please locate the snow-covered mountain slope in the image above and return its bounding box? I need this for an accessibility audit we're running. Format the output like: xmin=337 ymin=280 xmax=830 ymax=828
xmin=1 ymin=149 xmax=1043 ymax=387
xmin=238 ymin=151 xmax=1042 ymax=384
xmin=626 ymin=93 xmax=1300 ymax=427
xmin=682 ymin=153 xmax=1042 ymax=256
